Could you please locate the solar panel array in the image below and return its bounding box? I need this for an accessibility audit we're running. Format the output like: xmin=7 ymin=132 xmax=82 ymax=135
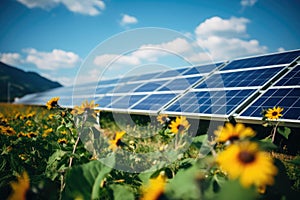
xmin=15 ymin=50 xmax=300 ymax=124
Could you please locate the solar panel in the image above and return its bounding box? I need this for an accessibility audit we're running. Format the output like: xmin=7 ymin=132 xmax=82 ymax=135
xmin=163 ymin=89 xmax=256 ymax=116
xmin=195 ymin=66 xmax=285 ymax=89
xmin=238 ymin=64 xmax=300 ymax=122
xmin=14 ymin=49 xmax=300 ymax=124
xmin=158 ymin=76 xmax=202 ymax=91
xmin=274 ymin=65 xmax=300 ymax=86
xmin=110 ymin=94 xmax=147 ymax=109
xmin=182 ymin=63 xmax=223 ymax=75
xmin=239 ymin=88 xmax=300 ymax=120
xmin=221 ymin=50 xmax=300 ymax=71
xmin=131 ymin=93 xmax=177 ymax=111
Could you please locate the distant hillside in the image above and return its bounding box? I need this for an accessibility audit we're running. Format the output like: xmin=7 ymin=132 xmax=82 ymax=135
xmin=0 ymin=62 xmax=62 ymax=102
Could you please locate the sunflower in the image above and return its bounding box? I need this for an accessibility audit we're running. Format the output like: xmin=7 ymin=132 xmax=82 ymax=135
xmin=214 ymin=123 xmax=255 ymax=144
xmin=46 ymin=97 xmax=60 ymax=110
xmin=109 ymin=131 xmax=126 ymax=151
xmin=58 ymin=138 xmax=68 ymax=144
xmin=169 ymin=116 xmax=190 ymax=134
xmin=9 ymin=171 xmax=30 ymax=200
xmin=157 ymin=114 xmax=170 ymax=125
xmin=42 ymin=128 xmax=53 ymax=138
xmin=216 ymin=141 xmax=277 ymax=188
xmin=141 ymin=171 xmax=167 ymax=200
xmin=0 ymin=126 xmax=16 ymax=136
xmin=265 ymin=106 xmax=283 ymax=120
xmin=72 ymin=100 xmax=99 ymax=115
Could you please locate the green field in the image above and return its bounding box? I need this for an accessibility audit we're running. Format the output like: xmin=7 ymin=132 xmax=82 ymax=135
xmin=0 ymin=99 xmax=299 ymax=200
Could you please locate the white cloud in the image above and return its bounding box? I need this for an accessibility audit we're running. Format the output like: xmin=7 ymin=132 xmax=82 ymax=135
xmin=93 ymin=37 xmax=196 ymax=68
xmin=241 ymin=0 xmax=258 ymax=7
xmin=24 ymin=48 xmax=81 ymax=70
xmin=195 ymin=16 xmax=267 ymax=61
xmin=120 ymin=14 xmax=138 ymax=26
xmin=16 ymin=0 xmax=105 ymax=16
xmin=196 ymin=16 xmax=249 ymax=38
xmin=0 ymin=52 xmax=23 ymax=66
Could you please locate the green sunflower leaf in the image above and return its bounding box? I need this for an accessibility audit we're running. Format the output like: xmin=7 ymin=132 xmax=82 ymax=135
xmin=63 ymin=160 xmax=113 ymax=199
xmin=277 ymin=127 xmax=291 ymax=139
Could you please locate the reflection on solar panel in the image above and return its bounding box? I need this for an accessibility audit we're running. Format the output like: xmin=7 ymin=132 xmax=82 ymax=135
xmin=15 ymin=49 xmax=300 ymax=124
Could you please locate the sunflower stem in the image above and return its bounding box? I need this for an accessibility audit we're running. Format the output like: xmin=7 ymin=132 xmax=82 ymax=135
xmin=271 ymin=121 xmax=279 ymax=143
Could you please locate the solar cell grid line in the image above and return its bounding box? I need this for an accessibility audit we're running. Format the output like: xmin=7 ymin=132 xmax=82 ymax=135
xmin=94 ymin=95 xmax=123 ymax=108
xmin=131 ymin=93 xmax=178 ymax=111
xmin=182 ymin=63 xmax=223 ymax=76
xmin=162 ymin=89 xmax=257 ymax=116
xmin=134 ymin=80 xmax=168 ymax=92
xmin=158 ymin=76 xmax=202 ymax=91
xmin=154 ymin=67 xmax=191 ymax=79
xmin=221 ymin=49 xmax=300 ymax=71
xmin=238 ymin=87 xmax=300 ymax=121
xmin=109 ymin=94 xmax=147 ymax=109
xmin=195 ymin=66 xmax=285 ymax=89
xmin=274 ymin=65 xmax=300 ymax=86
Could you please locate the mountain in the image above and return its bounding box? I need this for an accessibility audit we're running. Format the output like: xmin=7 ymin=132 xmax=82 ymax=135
xmin=0 ymin=62 xmax=62 ymax=102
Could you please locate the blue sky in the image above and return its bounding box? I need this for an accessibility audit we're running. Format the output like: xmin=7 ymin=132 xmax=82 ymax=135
xmin=0 ymin=0 xmax=299 ymax=86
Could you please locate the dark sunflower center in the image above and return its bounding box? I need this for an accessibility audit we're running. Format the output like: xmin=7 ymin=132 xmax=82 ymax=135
xmin=238 ymin=151 xmax=255 ymax=164
xmin=272 ymin=111 xmax=278 ymax=116
xmin=177 ymin=124 xmax=185 ymax=132
xmin=161 ymin=116 xmax=166 ymax=122
xmin=51 ymin=101 xmax=58 ymax=107
xmin=116 ymin=139 xmax=122 ymax=146
xmin=228 ymin=135 xmax=239 ymax=142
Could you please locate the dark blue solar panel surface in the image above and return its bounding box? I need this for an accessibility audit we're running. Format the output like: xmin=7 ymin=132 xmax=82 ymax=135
xmin=221 ymin=50 xmax=300 ymax=71
xmin=96 ymin=86 xmax=115 ymax=94
xmin=134 ymin=80 xmax=167 ymax=92
xmin=195 ymin=67 xmax=284 ymax=89
xmin=113 ymin=83 xmax=141 ymax=93
xmin=240 ymin=88 xmax=300 ymax=120
xmin=183 ymin=63 xmax=222 ymax=75
xmin=110 ymin=95 xmax=146 ymax=109
xmin=274 ymin=65 xmax=300 ymax=86
xmin=158 ymin=76 xmax=202 ymax=91
xmin=95 ymin=96 xmax=119 ymax=108
xmin=132 ymin=93 xmax=177 ymax=111
xmin=155 ymin=68 xmax=188 ymax=79
xmin=165 ymin=89 xmax=256 ymax=115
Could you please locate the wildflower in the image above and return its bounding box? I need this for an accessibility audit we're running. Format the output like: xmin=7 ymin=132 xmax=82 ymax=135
xmin=216 ymin=141 xmax=277 ymax=188
xmin=72 ymin=100 xmax=99 ymax=115
xmin=17 ymin=132 xmax=27 ymax=138
xmin=214 ymin=123 xmax=255 ymax=144
xmin=26 ymin=112 xmax=35 ymax=118
xmin=109 ymin=131 xmax=126 ymax=151
xmin=27 ymin=132 xmax=38 ymax=138
xmin=58 ymin=138 xmax=68 ymax=144
xmin=42 ymin=128 xmax=53 ymax=138
xmin=265 ymin=106 xmax=283 ymax=120
xmin=0 ymin=126 xmax=16 ymax=136
xmin=157 ymin=114 xmax=170 ymax=125
xmin=9 ymin=171 xmax=30 ymax=200
xmin=141 ymin=171 xmax=167 ymax=200
xmin=48 ymin=114 xmax=55 ymax=120
xmin=25 ymin=120 xmax=33 ymax=126
xmin=46 ymin=97 xmax=60 ymax=110
xmin=60 ymin=130 xmax=68 ymax=135
xmin=169 ymin=116 xmax=190 ymax=134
